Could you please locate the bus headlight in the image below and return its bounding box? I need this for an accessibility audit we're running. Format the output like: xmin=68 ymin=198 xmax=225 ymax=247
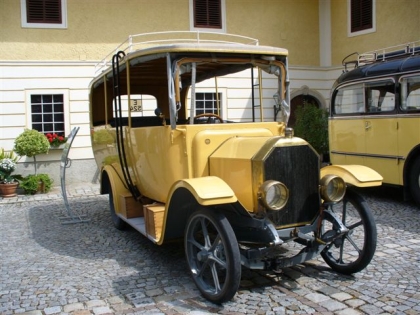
xmin=258 ymin=180 xmax=289 ymax=211
xmin=320 ymin=175 xmax=346 ymax=203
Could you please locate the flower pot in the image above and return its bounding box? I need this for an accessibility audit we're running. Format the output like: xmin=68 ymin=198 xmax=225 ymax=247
xmin=37 ymin=181 xmax=46 ymax=194
xmin=0 ymin=182 xmax=19 ymax=198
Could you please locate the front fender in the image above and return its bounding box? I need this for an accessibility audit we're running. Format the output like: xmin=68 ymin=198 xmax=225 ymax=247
xmin=169 ymin=176 xmax=238 ymax=206
xmin=160 ymin=177 xmax=238 ymax=244
xmin=321 ymin=165 xmax=383 ymax=187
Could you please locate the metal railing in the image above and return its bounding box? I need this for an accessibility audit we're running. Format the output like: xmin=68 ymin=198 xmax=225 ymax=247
xmin=94 ymin=31 xmax=259 ymax=75
xmin=342 ymin=40 xmax=420 ymax=71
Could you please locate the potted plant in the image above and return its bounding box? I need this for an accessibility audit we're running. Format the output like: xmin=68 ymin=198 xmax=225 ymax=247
xmin=0 ymin=150 xmax=22 ymax=197
xmin=45 ymin=133 xmax=67 ymax=149
xmin=14 ymin=129 xmax=50 ymax=175
xmin=13 ymin=129 xmax=53 ymax=194
xmin=19 ymin=173 xmax=53 ymax=195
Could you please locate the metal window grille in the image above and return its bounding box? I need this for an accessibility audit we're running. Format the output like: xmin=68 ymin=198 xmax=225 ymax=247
xmin=195 ymin=92 xmax=221 ymax=115
xmin=26 ymin=0 xmax=62 ymax=24
xmin=350 ymin=0 xmax=372 ymax=33
xmin=193 ymin=0 xmax=221 ymax=29
xmin=31 ymin=94 xmax=65 ymax=134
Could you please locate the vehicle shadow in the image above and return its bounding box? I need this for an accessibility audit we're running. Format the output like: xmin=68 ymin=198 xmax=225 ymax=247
xmin=352 ymin=185 xmax=420 ymax=229
xmin=23 ymin=197 xmax=197 ymax=307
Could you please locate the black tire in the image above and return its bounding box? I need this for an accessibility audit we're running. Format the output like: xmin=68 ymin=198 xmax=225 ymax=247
xmin=409 ymin=158 xmax=420 ymax=206
xmin=108 ymin=183 xmax=128 ymax=230
xmin=321 ymin=188 xmax=377 ymax=274
xmin=184 ymin=208 xmax=241 ymax=304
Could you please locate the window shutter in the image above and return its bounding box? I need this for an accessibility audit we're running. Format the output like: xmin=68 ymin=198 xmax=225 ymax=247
xmin=26 ymin=0 xmax=62 ymax=24
xmin=194 ymin=0 xmax=221 ymax=29
xmin=351 ymin=0 xmax=372 ymax=32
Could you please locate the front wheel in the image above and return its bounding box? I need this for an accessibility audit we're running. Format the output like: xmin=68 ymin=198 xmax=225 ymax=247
xmin=184 ymin=208 xmax=241 ymax=304
xmin=321 ymin=189 xmax=377 ymax=274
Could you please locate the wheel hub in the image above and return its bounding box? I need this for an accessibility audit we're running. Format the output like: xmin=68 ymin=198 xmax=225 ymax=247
xmin=197 ymin=250 xmax=211 ymax=262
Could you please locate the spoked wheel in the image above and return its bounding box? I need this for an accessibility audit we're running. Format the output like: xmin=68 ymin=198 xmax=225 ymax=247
xmin=108 ymin=182 xmax=128 ymax=230
xmin=321 ymin=188 xmax=377 ymax=274
xmin=184 ymin=208 xmax=241 ymax=303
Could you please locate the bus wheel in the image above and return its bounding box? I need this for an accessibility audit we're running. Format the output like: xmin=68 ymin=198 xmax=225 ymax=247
xmin=409 ymin=158 xmax=420 ymax=206
xmin=184 ymin=208 xmax=241 ymax=304
xmin=108 ymin=182 xmax=128 ymax=230
xmin=321 ymin=189 xmax=377 ymax=274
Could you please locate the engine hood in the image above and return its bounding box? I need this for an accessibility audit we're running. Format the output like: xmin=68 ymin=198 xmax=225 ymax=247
xmin=209 ymin=136 xmax=310 ymax=212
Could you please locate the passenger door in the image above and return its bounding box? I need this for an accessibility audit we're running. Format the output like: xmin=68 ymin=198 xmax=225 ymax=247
xmin=363 ymin=80 xmax=400 ymax=184
xmin=329 ymin=83 xmax=366 ymax=166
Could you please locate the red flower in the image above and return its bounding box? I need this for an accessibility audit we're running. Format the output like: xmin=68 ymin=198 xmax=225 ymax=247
xmin=48 ymin=138 xmax=53 ymax=143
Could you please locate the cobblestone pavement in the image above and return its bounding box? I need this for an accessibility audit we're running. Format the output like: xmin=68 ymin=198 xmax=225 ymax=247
xmin=1 ymin=185 xmax=419 ymax=315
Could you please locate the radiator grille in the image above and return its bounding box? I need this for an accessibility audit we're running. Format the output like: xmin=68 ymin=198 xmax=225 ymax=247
xmin=264 ymin=145 xmax=320 ymax=227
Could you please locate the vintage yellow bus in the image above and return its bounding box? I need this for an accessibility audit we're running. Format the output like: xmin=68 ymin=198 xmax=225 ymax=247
xmin=89 ymin=32 xmax=382 ymax=303
xmin=329 ymin=42 xmax=420 ymax=206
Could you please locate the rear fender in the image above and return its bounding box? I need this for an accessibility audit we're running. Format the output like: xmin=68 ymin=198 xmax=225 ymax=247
xmin=101 ymin=164 xmax=130 ymax=215
xmin=321 ymin=165 xmax=383 ymax=187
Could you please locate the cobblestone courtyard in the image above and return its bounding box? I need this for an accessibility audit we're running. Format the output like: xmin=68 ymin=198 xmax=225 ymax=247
xmin=0 ymin=185 xmax=419 ymax=314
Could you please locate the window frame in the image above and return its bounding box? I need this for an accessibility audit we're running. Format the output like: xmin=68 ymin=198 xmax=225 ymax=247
xmin=189 ymin=0 xmax=226 ymax=33
xmin=194 ymin=92 xmax=223 ymax=116
xmin=400 ymin=74 xmax=420 ymax=112
xmin=332 ymin=79 xmax=396 ymax=116
xmin=21 ymin=0 xmax=68 ymax=29
xmin=347 ymin=0 xmax=376 ymax=37
xmin=25 ymin=89 xmax=70 ymax=135
xmin=188 ymin=88 xmax=227 ymax=119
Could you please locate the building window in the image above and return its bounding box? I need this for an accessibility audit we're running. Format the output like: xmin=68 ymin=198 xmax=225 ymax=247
xmin=195 ymin=92 xmax=222 ymax=115
xmin=347 ymin=0 xmax=375 ymax=37
xmin=21 ymin=0 xmax=67 ymax=29
xmin=189 ymin=0 xmax=226 ymax=32
xmin=30 ymin=94 xmax=65 ymax=135
xmin=193 ymin=0 xmax=221 ymax=29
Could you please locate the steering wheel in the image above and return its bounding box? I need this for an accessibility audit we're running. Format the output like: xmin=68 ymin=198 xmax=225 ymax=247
xmin=193 ymin=113 xmax=224 ymax=124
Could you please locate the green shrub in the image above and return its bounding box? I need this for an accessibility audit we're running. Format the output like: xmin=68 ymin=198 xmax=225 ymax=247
xmin=294 ymin=104 xmax=329 ymax=155
xmin=20 ymin=174 xmax=53 ymax=195
xmin=14 ymin=129 xmax=50 ymax=157
xmin=0 ymin=148 xmax=20 ymax=163
xmin=14 ymin=129 xmax=50 ymax=175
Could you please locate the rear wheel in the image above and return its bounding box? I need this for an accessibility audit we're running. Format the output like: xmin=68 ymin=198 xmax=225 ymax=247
xmin=108 ymin=182 xmax=128 ymax=230
xmin=409 ymin=158 xmax=420 ymax=206
xmin=321 ymin=189 xmax=376 ymax=274
xmin=184 ymin=208 xmax=241 ymax=303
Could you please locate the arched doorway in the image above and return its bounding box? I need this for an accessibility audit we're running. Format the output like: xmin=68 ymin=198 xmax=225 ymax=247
xmin=289 ymin=94 xmax=321 ymax=127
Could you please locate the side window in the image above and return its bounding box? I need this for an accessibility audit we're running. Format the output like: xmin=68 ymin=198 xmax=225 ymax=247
xmin=30 ymin=94 xmax=66 ymax=135
xmin=347 ymin=0 xmax=376 ymax=37
xmin=365 ymin=80 xmax=395 ymax=113
xmin=333 ymin=84 xmax=364 ymax=114
xmin=21 ymin=0 xmax=67 ymax=29
xmin=113 ymin=95 xmax=158 ymax=118
xmin=401 ymin=75 xmax=420 ymax=111
xmin=195 ymin=92 xmax=222 ymax=115
xmin=190 ymin=0 xmax=226 ymax=32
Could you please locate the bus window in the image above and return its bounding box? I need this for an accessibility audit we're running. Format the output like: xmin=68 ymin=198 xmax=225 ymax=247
xmin=333 ymin=83 xmax=364 ymax=114
xmin=401 ymin=75 xmax=420 ymax=111
xmin=365 ymin=80 xmax=395 ymax=113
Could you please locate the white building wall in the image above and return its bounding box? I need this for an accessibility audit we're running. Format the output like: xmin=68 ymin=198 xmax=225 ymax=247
xmin=0 ymin=61 xmax=96 ymax=162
